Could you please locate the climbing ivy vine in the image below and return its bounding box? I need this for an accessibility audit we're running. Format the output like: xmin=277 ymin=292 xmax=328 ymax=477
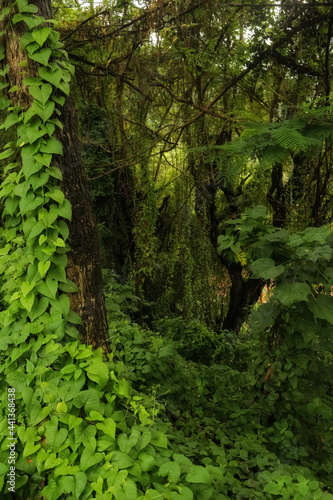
xmin=0 ymin=2 xmax=224 ymax=499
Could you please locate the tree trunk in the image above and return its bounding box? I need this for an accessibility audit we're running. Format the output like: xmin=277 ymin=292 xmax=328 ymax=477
xmin=0 ymin=0 xmax=109 ymax=351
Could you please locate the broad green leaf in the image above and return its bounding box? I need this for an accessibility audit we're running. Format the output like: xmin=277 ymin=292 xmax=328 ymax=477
xmin=29 ymin=297 xmax=49 ymax=322
xmin=22 ymin=77 xmax=43 ymax=86
xmin=158 ymin=461 xmax=181 ymax=483
xmin=20 ymin=292 xmax=35 ymax=312
xmin=34 ymin=153 xmax=52 ymax=167
xmin=40 ymin=137 xmax=63 ymax=155
xmin=37 ymin=279 xmax=58 ymax=299
xmin=37 ymin=479 xmax=61 ymax=500
xmin=21 ymin=281 xmax=36 ymax=297
xmin=39 ymin=66 xmax=63 ymax=88
xmin=19 ymin=3 xmax=39 ymax=13
xmin=137 ymin=452 xmax=155 ymax=471
xmin=118 ymin=432 xmax=139 ymax=454
xmin=245 ymin=205 xmax=267 ymax=219
xmin=250 ymin=258 xmax=285 ymax=280
xmin=29 ymin=100 xmax=55 ymax=122
xmin=150 ymin=430 xmax=168 ymax=449
xmin=87 ymin=410 xmax=104 ymax=421
xmin=50 ymin=295 xmax=70 ymax=316
xmin=53 ymin=199 xmax=72 ymax=220
xmin=75 ymin=472 xmax=87 ymax=498
xmin=22 ymin=158 xmax=43 ymax=179
xmin=27 ymin=220 xmax=46 ymax=240
xmin=38 ymin=261 xmax=50 ymax=277
xmin=29 ymin=83 xmax=53 ymax=105
xmin=185 ymin=465 xmax=212 ymax=484
xmin=2 ymin=112 xmax=21 ymax=130
xmin=80 ymin=448 xmax=103 ymax=472
xmin=96 ymin=418 xmax=116 ymax=438
xmin=85 ymin=358 xmax=109 ymax=387
xmin=48 ymin=166 xmax=63 ymax=180
xmin=29 ymin=48 xmax=52 ymax=66
xmin=48 ymin=188 xmax=65 ymax=205
xmin=137 ymin=431 xmax=151 ymax=452
xmin=32 ymin=27 xmax=52 ymax=47
xmin=308 ymin=295 xmax=333 ymax=324
xmin=73 ymin=389 xmax=101 ymax=413
xmin=274 ymin=283 xmax=311 ymax=306
xmin=111 ymin=451 xmax=134 ymax=469
xmin=55 ymin=237 xmax=66 ymax=247
xmin=43 ymin=453 xmax=63 ymax=470
xmin=23 ymin=440 xmax=41 ymax=458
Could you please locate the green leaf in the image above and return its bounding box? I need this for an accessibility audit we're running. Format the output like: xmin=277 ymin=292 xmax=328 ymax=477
xmin=19 ymin=3 xmax=39 ymax=13
xmin=28 ymin=220 xmax=46 ymax=240
xmin=40 ymin=137 xmax=63 ymax=155
xmin=22 ymin=158 xmax=43 ymax=179
xmin=44 ymin=452 xmax=63 ymax=470
xmin=23 ymin=440 xmax=40 ymax=458
xmin=0 ymin=147 xmax=14 ymax=160
xmin=118 ymin=432 xmax=139 ymax=454
xmin=244 ymin=205 xmax=267 ymax=219
xmin=74 ymin=472 xmax=87 ymax=498
xmin=48 ymin=166 xmax=63 ymax=180
xmin=73 ymin=389 xmax=100 ymax=413
xmin=22 ymin=77 xmax=43 ymax=86
xmin=38 ymin=261 xmax=51 ymax=278
xmin=138 ymin=452 xmax=155 ymax=471
xmin=50 ymin=295 xmax=70 ymax=316
xmin=96 ymin=418 xmax=116 ymax=438
xmin=39 ymin=479 xmax=62 ymax=500
xmin=20 ymin=292 xmax=35 ymax=312
xmin=2 ymin=112 xmax=21 ymax=130
xmin=29 ymin=48 xmax=52 ymax=66
xmin=85 ymin=358 xmax=109 ymax=387
xmin=264 ymin=482 xmax=280 ymax=494
xmin=39 ymin=66 xmax=63 ymax=88
xmin=111 ymin=451 xmax=134 ymax=469
xmin=50 ymin=199 xmax=72 ymax=220
xmin=32 ymin=27 xmax=52 ymax=47
xmin=137 ymin=431 xmax=151 ymax=452
xmin=87 ymin=410 xmax=104 ymax=421
xmin=37 ymin=279 xmax=58 ymax=299
xmin=21 ymin=281 xmax=35 ymax=297
xmin=29 ymin=297 xmax=49 ymax=322
xmin=308 ymin=295 xmax=333 ymax=324
xmin=250 ymin=258 xmax=285 ymax=280
xmin=34 ymin=153 xmax=52 ymax=167
xmin=55 ymin=237 xmax=66 ymax=247
xmin=274 ymin=283 xmax=311 ymax=306
xmin=80 ymin=448 xmax=103 ymax=472
xmin=185 ymin=466 xmax=212 ymax=484
xmin=29 ymin=83 xmax=53 ymax=105
xmin=158 ymin=461 xmax=181 ymax=483
xmin=48 ymin=188 xmax=65 ymax=205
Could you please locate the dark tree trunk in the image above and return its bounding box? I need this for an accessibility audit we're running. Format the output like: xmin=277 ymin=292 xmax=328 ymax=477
xmin=0 ymin=0 xmax=109 ymax=351
xmin=55 ymin=100 xmax=109 ymax=350
xmin=200 ymin=128 xmax=264 ymax=333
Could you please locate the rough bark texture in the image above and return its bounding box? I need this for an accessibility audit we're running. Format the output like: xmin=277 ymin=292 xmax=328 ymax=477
xmin=55 ymin=100 xmax=109 ymax=350
xmin=0 ymin=0 xmax=109 ymax=351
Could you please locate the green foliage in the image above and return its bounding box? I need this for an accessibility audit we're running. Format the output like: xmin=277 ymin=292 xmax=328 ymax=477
xmin=217 ymin=205 xmax=333 ymax=487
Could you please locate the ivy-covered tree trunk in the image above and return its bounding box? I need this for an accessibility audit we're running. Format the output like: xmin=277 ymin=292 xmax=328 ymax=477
xmin=0 ymin=0 xmax=109 ymax=350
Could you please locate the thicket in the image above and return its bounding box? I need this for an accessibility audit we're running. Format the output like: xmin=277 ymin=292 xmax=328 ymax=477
xmin=0 ymin=1 xmax=333 ymax=499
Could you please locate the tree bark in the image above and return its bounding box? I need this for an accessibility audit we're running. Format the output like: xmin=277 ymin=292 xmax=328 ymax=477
xmin=0 ymin=0 xmax=109 ymax=351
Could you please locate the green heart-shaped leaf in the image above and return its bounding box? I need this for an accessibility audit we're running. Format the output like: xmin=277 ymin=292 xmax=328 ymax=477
xmin=29 ymin=48 xmax=52 ymax=66
xmin=32 ymin=27 xmax=52 ymax=47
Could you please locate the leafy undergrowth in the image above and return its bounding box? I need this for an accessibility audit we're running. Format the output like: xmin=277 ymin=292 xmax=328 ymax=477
xmin=108 ymin=315 xmax=333 ymax=500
